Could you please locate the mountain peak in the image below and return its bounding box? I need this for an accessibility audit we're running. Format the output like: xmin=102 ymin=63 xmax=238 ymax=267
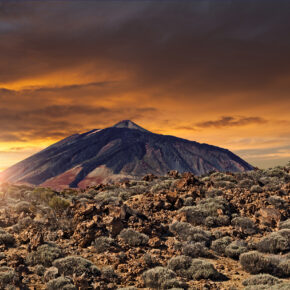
xmin=112 ymin=120 xmax=149 ymax=132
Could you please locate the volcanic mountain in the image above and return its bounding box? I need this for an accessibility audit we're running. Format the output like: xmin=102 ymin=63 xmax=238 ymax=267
xmin=1 ymin=120 xmax=253 ymax=189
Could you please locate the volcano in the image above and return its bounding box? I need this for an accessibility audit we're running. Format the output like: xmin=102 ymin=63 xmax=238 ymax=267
xmin=1 ymin=120 xmax=253 ymax=189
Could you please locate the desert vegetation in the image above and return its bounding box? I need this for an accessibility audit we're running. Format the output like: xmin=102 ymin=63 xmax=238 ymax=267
xmin=0 ymin=163 xmax=289 ymax=288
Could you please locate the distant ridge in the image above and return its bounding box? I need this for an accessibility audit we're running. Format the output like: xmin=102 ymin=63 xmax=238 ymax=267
xmin=1 ymin=120 xmax=253 ymax=189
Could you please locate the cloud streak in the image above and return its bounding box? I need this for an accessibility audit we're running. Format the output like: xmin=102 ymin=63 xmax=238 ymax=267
xmin=196 ymin=116 xmax=267 ymax=128
xmin=0 ymin=0 xmax=289 ymax=169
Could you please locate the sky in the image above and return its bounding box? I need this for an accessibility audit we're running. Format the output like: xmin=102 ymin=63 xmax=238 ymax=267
xmin=0 ymin=0 xmax=290 ymax=171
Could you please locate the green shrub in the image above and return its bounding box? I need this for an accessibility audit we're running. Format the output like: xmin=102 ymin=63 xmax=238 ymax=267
xmin=46 ymin=277 xmax=76 ymax=290
xmin=211 ymin=236 xmax=232 ymax=256
xmin=43 ymin=266 xmax=59 ymax=282
xmin=162 ymin=279 xmax=188 ymax=289
xmin=268 ymin=196 xmax=287 ymax=209
xmin=0 ymin=267 xmax=19 ymax=288
xmin=15 ymin=216 xmax=33 ymax=232
xmin=101 ymin=267 xmax=119 ymax=282
xmin=276 ymin=258 xmax=290 ymax=278
xmin=242 ymin=274 xmax=281 ymax=286
xmin=0 ymin=229 xmax=15 ymax=246
xmin=142 ymin=267 xmax=176 ymax=288
xmin=183 ymin=197 xmax=194 ymax=206
xmin=239 ymin=251 xmax=272 ymax=274
xmin=167 ymin=255 xmax=192 ymax=278
xmin=48 ymin=196 xmax=70 ymax=212
xmin=26 ymin=243 xmax=63 ymax=266
xmin=150 ymin=180 xmax=174 ymax=193
xmin=250 ymin=185 xmax=263 ymax=193
xmin=183 ymin=242 xmax=213 ymax=258
xmin=280 ymin=219 xmax=290 ymax=230
xmin=232 ymin=217 xmax=256 ymax=234
xmin=94 ymin=191 xmax=121 ymax=205
xmin=205 ymin=215 xmax=230 ymax=227
xmin=225 ymin=240 xmax=248 ymax=259
xmin=244 ymin=283 xmax=290 ymax=290
xmin=257 ymin=230 xmax=290 ymax=253
xmin=179 ymin=197 xmax=230 ymax=226
xmin=119 ymin=228 xmax=149 ymax=246
xmin=169 ymin=222 xmax=211 ymax=245
xmin=94 ymin=236 xmax=115 ymax=253
xmin=238 ymin=179 xmax=254 ymax=188
xmin=188 ymin=259 xmax=222 ymax=280
xmin=34 ymin=264 xmax=45 ymax=276
xmin=14 ymin=201 xmax=31 ymax=214
xmin=118 ymin=288 xmax=138 ymax=290
xmin=53 ymin=256 xmax=100 ymax=277
xmin=32 ymin=188 xmax=55 ymax=203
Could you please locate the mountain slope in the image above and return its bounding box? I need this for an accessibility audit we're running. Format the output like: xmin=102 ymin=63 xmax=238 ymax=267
xmin=1 ymin=120 xmax=253 ymax=189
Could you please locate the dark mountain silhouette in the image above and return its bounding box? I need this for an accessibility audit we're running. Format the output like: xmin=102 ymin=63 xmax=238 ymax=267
xmin=1 ymin=120 xmax=253 ymax=189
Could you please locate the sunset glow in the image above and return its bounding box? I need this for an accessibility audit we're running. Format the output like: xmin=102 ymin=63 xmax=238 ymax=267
xmin=0 ymin=1 xmax=289 ymax=170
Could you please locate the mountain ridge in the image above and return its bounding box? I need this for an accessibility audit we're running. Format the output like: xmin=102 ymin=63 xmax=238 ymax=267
xmin=1 ymin=120 xmax=253 ymax=189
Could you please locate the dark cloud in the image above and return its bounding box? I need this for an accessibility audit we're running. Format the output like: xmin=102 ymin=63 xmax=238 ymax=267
xmin=196 ymin=116 xmax=267 ymax=128
xmin=0 ymin=0 xmax=289 ymax=169
xmin=0 ymin=105 xmax=158 ymax=142
xmin=1 ymin=0 xmax=290 ymax=102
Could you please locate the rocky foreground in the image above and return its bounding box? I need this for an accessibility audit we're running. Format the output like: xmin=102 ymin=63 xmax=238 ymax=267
xmin=0 ymin=164 xmax=289 ymax=289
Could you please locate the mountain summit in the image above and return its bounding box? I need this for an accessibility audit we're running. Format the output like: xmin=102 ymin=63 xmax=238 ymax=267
xmin=1 ymin=120 xmax=253 ymax=189
xmin=112 ymin=120 xmax=149 ymax=132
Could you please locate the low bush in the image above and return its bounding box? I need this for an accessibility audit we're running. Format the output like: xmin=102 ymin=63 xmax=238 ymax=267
xmin=238 ymin=179 xmax=254 ymax=188
xmin=150 ymin=180 xmax=174 ymax=193
xmin=239 ymin=251 xmax=272 ymax=274
xmin=142 ymin=267 xmax=176 ymax=288
xmin=14 ymin=201 xmax=31 ymax=214
xmin=183 ymin=197 xmax=194 ymax=206
xmin=34 ymin=264 xmax=45 ymax=276
xmin=53 ymin=256 xmax=100 ymax=277
xmin=244 ymin=283 xmax=290 ymax=290
xmin=268 ymin=196 xmax=288 ymax=209
xmin=211 ymin=236 xmax=232 ymax=256
xmin=0 ymin=267 xmax=19 ymax=288
xmin=14 ymin=216 xmax=33 ymax=232
xmin=257 ymin=230 xmax=290 ymax=254
xmin=179 ymin=197 xmax=230 ymax=226
xmin=48 ymin=196 xmax=70 ymax=212
xmin=188 ymin=259 xmax=222 ymax=280
xmin=94 ymin=191 xmax=121 ymax=205
xmin=231 ymin=217 xmax=256 ymax=234
xmin=46 ymin=277 xmax=76 ymax=290
xmin=169 ymin=222 xmax=211 ymax=245
xmin=250 ymin=185 xmax=263 ymax=193
xmin=32 ymin=187 xmax=55 ymax=203
xmin=26 ymin=243 xmax=63 ymax=267
xmin=280 ymin=219 xmax=290 ymax=230
xmin=276 ymin=258 xmax=290 ymax=278
xmin=94 ymin=236 xmax=115 ymax=253
xmin=119 ymin=228 xmax=149 ymax=246
xmin=182 ymin=242 xmax=213 ymax=258
xmin=43 ymin=266 xmax=59 ymax=282
xmin=205 ymin=189 xmax=223 ymax=198
xmin=243 ymin=274 xmax=281 ymax=286
xmin=162 ymin=279 xmax=188 ymax=289
xmin=167 ymin=255 xmax=192 ymax=278
xmin=0 ymin=229 xmax=15 ymax=246
xmin=225 ymin=240 xmax=248 ymax=259
xmin=101 ymin=267 xmax=119 ymax=283
xmin=205 ymin=215 xmax=230 ymax=227
xmin=143 ymin=253 xmax=155 ymax=267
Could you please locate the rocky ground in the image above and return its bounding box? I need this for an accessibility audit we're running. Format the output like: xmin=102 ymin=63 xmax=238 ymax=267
xmin=0 ymin=163 xmax=289 ymax=289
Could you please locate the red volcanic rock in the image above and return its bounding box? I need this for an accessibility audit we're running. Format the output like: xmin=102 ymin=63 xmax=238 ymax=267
xmin=258 ymin=207 xmax=281 ymax=227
